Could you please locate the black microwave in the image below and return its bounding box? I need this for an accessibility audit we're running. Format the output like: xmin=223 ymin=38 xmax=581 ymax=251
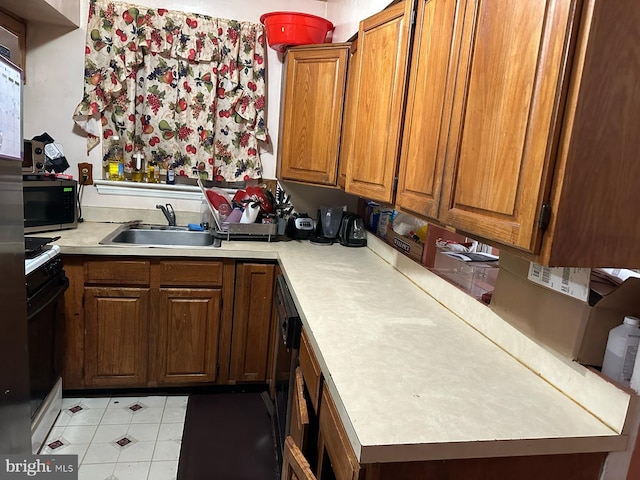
xmin=23 ymin=178 xmax=78 ymax=234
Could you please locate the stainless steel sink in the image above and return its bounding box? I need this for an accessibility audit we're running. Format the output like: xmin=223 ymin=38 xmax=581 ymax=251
xmin=99 ymin=222 xmax=221 ymax=247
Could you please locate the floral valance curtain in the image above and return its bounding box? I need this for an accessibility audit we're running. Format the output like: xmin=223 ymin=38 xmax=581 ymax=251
xmin=73 ymin=0 xmax=268 ymax=182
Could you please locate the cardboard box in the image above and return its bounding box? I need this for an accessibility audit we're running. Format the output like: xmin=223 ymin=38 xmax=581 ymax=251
xmin=490 ymin=252 xmax=640 ymax=366
xmin=386 ymin=229 xmax=424 ymax=263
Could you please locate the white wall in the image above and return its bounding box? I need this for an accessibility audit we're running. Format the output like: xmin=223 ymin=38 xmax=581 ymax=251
xmin=327 ymin=0 xmax=391 ymax=41
xmin=23 ymin=0 xmax=330 ymax=213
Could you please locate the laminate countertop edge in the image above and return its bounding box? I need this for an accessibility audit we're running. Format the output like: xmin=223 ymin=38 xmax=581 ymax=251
xmin=49 ymin=222 xmax=634 ymax=465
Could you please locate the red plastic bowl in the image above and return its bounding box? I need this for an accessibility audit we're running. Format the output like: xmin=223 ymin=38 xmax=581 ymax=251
xmin=260 ymin=11 xmax=334 ymax=52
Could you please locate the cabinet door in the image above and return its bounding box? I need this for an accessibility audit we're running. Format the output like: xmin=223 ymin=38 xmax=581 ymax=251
xmin=0 ymin=12 xmax=26 ymax=72
xmin=299 ymin=329 xmax=322 ymax=415
xmin=289 ymin=367 xmax=309 ymax=453
xmin=338 ymin=39 xmax=359 ymax=189
xmin=317 ymin=385 xmax=360 ymax=480
xmin=84 ymin=287 xmax=149 ymax=387
xmin=278 ymin=44 xmax=350 ymax=186
xmin=156 ymin=288 xmax=221 ymax=385
xmin=229 ymin=263 xmax=276 ymax=382
xmin=344 ymin=1 xmax=415 ymax=204
xmin=439 ymin=0 xmax=578 ymax=252
xmin=396 ymin=0 xmax=460 ymax=219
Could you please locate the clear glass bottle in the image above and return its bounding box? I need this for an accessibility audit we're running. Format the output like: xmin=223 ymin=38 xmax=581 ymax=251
xmin=166 ymin=161 xmax=175 ymax=185
xmin=106 ymin=135 xmax=125 ymax=181
xmin=131 ymin=148 xmax=146 ymax=182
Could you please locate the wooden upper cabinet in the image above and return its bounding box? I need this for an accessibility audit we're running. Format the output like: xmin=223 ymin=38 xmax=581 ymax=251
xmin=344 ymin=0 xmax=415 ymax=204
xmin=438 ymin=0 xmax=578 ymax=253
xmin=338 ymin=39 xmax=359 ymax=189
xmin=278 ymin=43 xmax=350 ymax=186
xmin=396 ymin=0 xmax=460 ymax=219
xmin=540 ymin=0 xmax=640 ymax=267
xmin=0 ymin=11 xmax=26 ymax=72
xmin=395 ymin=0 xmax=640 ymax=266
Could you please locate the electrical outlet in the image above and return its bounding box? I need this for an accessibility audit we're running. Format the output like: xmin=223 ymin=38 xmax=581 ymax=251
xmin=78 ymin=162 xmax=93 ymax=185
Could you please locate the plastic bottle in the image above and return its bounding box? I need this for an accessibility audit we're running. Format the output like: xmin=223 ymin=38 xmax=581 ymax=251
xmin=200 ymin=200 xmax=212 ymax=230
xmin=147 ymin=158 xmax=160 ymax=183
xmin=106 ymin=135 xmax=125 ymax=181
xmin=601 ymin=316 xmax=640 ymax=385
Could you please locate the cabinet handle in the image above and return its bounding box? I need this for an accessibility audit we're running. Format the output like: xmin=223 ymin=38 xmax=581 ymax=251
xmin=538 ymin=203 xmax=551 ymax=231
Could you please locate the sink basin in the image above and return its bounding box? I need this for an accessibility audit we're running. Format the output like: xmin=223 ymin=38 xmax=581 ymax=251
xmin=99 ymin=223 xmax=220 ymax=247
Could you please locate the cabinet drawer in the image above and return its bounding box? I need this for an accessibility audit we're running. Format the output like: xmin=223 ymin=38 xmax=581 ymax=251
xmin=158 ymin=260 xmax=224 ymax=287
xmin=85 ymin=259 xmax=150 ymax=285
xmin=319 ymin=385 xmax=359 ymax=480
xmin=290 ymin=367 xmax=309 ymax=451
xmin=299 ymin=328 xmax=322 ymax=414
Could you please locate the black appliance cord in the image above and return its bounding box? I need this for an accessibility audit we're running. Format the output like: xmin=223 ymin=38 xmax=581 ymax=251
xmin=77 ymin=177 xmax=85 ymax=222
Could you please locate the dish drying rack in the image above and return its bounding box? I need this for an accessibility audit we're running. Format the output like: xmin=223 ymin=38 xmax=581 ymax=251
xmin=198 ymin=180 xmax=277 ymax=242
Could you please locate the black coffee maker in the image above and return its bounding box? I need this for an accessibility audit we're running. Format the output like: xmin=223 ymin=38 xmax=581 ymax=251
xmin=338 ymin=213 xmax=367 ymax=247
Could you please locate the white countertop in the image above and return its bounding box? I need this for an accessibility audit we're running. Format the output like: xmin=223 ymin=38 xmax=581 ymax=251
xmin=51 ymin=222 xmax=631 ymax=464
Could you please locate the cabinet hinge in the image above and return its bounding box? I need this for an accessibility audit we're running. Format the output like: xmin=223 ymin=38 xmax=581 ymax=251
xmin=538 ymin=203 xmax=551 ymax=231
xmin=393 ymin=176 xmax=399 ymax=193
xmin=410 ymin=8 xmax=416 ymax=27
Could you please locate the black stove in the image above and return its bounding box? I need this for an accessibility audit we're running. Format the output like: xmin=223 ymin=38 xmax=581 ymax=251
xmin=23 ymin=240 xmax=68 ymax=453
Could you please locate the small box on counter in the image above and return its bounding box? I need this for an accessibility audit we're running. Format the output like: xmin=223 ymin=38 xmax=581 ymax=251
xmin=385 ymin=229 xmax=425 ymax=263
xmin=490 ymin=252 xmax=640 ymax=367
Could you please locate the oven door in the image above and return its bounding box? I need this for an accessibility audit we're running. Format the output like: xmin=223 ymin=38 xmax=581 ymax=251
xmin=27 ymin=272 xmax=68 ymax=453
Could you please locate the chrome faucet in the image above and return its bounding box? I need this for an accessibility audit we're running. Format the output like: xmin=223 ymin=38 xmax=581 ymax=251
xmin=156 ymin=203 xmax=176 ymax=226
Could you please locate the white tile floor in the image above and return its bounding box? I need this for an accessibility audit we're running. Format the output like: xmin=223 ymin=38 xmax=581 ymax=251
xmin=42 ymin=395 xmax=187 ymax=480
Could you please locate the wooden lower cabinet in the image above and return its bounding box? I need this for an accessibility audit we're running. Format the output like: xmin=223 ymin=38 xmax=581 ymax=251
xmin=84 ymin=287 xmax=149 ymax=387
xmin=363 ymin=453 xmax=607 ymax=480
xmin=155 ymin=288 xmax=221 ymax=385
xmin=63 ymin=256 xmax=277 ymax=390
xmin=317 ymin=385 xmax=360 ymax=480
xmin=229 ymin=262 xmax=276 ymax=383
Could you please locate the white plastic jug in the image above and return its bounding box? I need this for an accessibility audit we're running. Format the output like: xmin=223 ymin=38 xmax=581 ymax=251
xmin=601 ymin=316 xmax=640 ymax=385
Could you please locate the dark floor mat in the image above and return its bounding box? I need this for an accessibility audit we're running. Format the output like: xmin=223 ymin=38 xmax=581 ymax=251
xmin=177 ymin=392 xmax=278 ymax=480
